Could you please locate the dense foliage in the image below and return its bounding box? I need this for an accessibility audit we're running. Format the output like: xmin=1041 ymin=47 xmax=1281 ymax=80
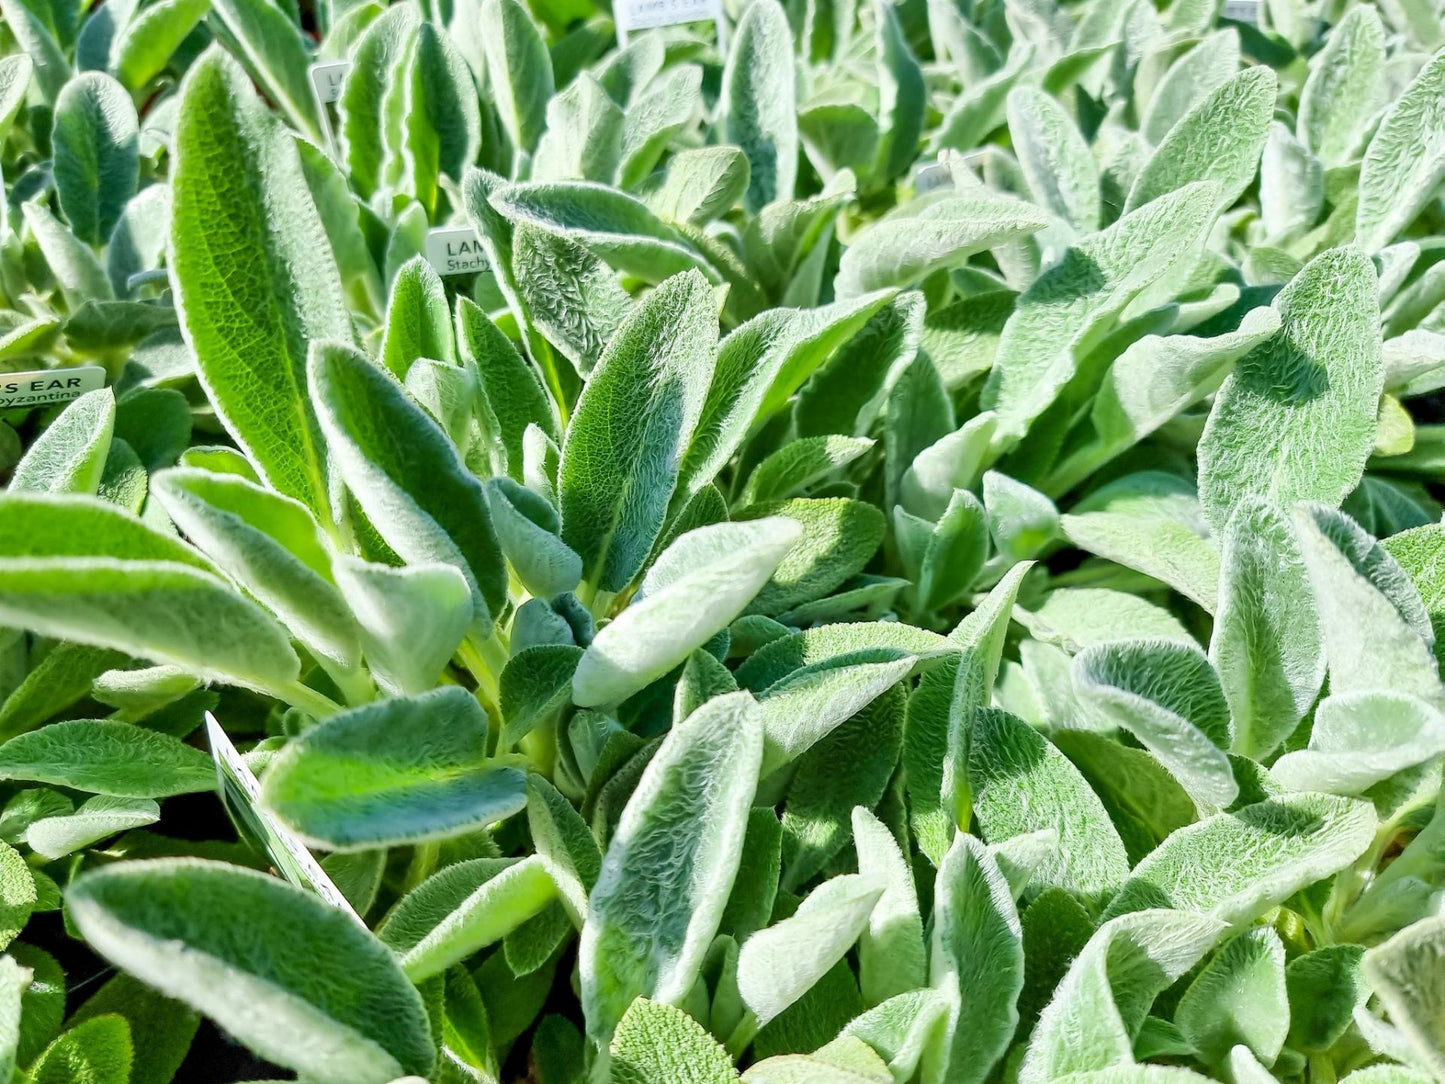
xmin=0 ymin=0 xmax=1444 ymax=1079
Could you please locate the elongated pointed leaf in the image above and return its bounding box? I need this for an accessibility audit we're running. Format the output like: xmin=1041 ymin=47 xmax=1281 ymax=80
xmin=581 ymin=691 xmax=761 ymax=1042
xmin=724 ymin=0 xmax=797 ymax=213
xmin=66 ymin=858 xmax=435 ymax=1084
xmin=573 ymin=519 xmax=802 ymax=707
xmin=1198 ymin=247 xmax=1382 ymax=533
xmin=559 ymin=270 xmax=718 ymax=593
xmin=261 ymin=687 xmax=525 ymax=850
xmin=51 ymin=72 xmax=138 ymax=247
xmin=0 ymin=720 xmax=212 ymax=797
xmin=170 ymin=47 xmax=351 ymax=520
xmin=1356 ymin=51 xmax=1445 ymax=253
xmin=1105 ymin=793 xmax=1376 ymax=923
xmin=309 ymin=340 xmax=506 ymax=637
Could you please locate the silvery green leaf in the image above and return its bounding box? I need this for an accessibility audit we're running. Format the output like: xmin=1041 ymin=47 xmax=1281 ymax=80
xmin=901 ymin=563 xmax=1033 ymax=857
xmin=1075 ymin=306 xmax=1280 ymax=485
xmin=1174 ymin=928 xmax=1288 ymax=1070
xmin=739 ymin=622 xmax=951 ymax=692
xmin=0 ymin=558 xmax=298 ymax=695
xmin=898 ymin=413 xmax=997 ymax=521
xmin=1125 ymin=67 xmax=1275 ymax=214
xmin=1361 ymin=914 xmax=1445 ymax=1079
xmin=618 ymin=65 xmax=703 ymax=190
xmin=896 ymin=490 xmax=989 ymax=612
xmin=572 ymin=519 xmax=801 ymax=708
xmin=22 ymin=199 xmax=113 ymax=307
xmin=841 ymin=989 xmax=952 ymax=1084
xmin=490 ymin=181 xmax=713 ymax=285
xmin=742 ymin=437 xmax=874 ymax=505
xmin=152 ymin=468 xmax=361 ymax=672
xmin=1020 ymin=910 xmax=1225 ymax=1083
xmin=931 ymin=45 xmax=1032 ymax=154
xmin=927 ymin=833 xmax=1022 ymax=1084
xmin=51 ymin=73 xmax=138 ymax=247
xmin=1286 ymin=945 xmax=1368 ymax=1053
xmin=379 ymin=856 xmax=558 ymax=981
xmin=757 ymin=653 xmax=918 ymax=777
xmin=26 ymin=794 xmax=157 ymax=859
xmin=1210 ymin=498 xmax=1324 ymax=760
xmin=0 ymin=0 xmax=68 ymax=103
xmin=642 ymin=147 xmax=751 ymax=227
xmin=1015 ymin=589 xmax=1192 ymax=653
xmin=1198 ymin=247 xmax=1382 ymax=533
xmin=1105 ymin=793 xmax=1377 ymax=923
xmin=67 ymin=858 xmax=434 ymax=1083
xmin=853 ymin=807 xmax=925 ymax=1006
xmin=0 ymin=719 xmax=211 ymax=797
xmin=379 ymin=256 xmax=452 ymax=380
xmin=455 ymin=295 xmax=559 ymax=479
xmin=558 ymin=270 xmax=717 ymax=594
xmin=1271 ymin=691 xmax=1445 ymax=795
xmin=309 ymin=340 xmax=507 ymax=638
xmin=112 ymin=0 xmax=210 ymax=91
xmin=835 ymin=197 xmax=1050 ymax=299
xmin=209 ymin=0 xmax=321 ymax=140
xmin=1060 ymin=473 xmax=1220 ymax=612
xmin=983 ymin=182 xmax=1221 ymax=442
xmin=780 ymin=687 xmax=902 ymax=890
xmin=9 ymin=388 xmax=114 ymax=496
xmin=723 ymin=0 xmax=797 ymax=212
xmin=799 ymin=104 xmax=880 ymax=186
xmin=981 ymin=471 xmax=1058 ymax=563
xmin=1073 ymin=638 xmax=1237 ymax=811
xmin=1355 ymin=50 xmax=1445 ymax=253
xmin=609 ymin=998 xmax=739 ymax=1084
xmin=581 ymin=691 xmax=761 ymax=1043
xmin=970 ymin=708 xmax=1130 ymax=905
xmin=261 ymin=687 xmax=525 ymax=850
xmin=170 ymin=47 xmax=350 ymax=521
xmin=480 ymin=0 xmax=552 ymax=155
xmin=338 ymin=5 xmax=418 ymax=200
xmin=740 ymin=498 xmax=884 ymax=618
xmin=738 ymin=874 xmax=882 ymax=1029
xmin=484 ymin=478 xmax=582 ymax=600
xmin=404 ymin=22 xmax=480 ymax=202
xmin=0 ymin=55 xmax=32 ymax=143
xmin=509 ymin=224 xmax=632 ymax=381
xmin=873 ymin=0 xmax=925 ymax=186
xmin=793 ymin=293 xmax=922 ymax=443
xmin=1141 ymin=30 xmax=1239 ymax=146
xmin=331 ymin=557 xmax=470 ymax=697
xmin=1007 ymin=86 xmax=1099 ymax=232
xmin=404 ymin=359 xmax=475 ymax=450
xmin=1294 ymin=504 xmax=1442 ymax=706
xmin=533 ymin=73 xmax=623 ymax=184
xmin=1260 ymin=122 xmax=1324 ymax=241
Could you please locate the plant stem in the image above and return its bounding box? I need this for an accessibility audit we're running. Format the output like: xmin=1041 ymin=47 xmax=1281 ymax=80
xmin=276 ymin=681 xmax=344 ymax=719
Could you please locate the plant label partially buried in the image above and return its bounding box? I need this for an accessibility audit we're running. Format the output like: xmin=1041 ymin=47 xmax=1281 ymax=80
xmin=205 ymin=712 xmax=363 ymax=924
xmin=424 ymin=226 xmax=490 ymax=276
xmin=614 ymin=0 xmax=728 ymax=52
xmin=0 ymin=365 xmax=106 ymax=410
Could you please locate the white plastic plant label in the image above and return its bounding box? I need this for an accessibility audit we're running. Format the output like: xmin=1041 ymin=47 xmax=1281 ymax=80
xmin=615 ymin=0 xmax=728 ymax=51
xmin=425 ymin=225 xmax=490 ymax=276
xmin=0 ymin=365 xmax=106 ymax=410
xmin=1221 ymin=0 xmax=1260 ymax=24
xmin=205 ymin=712 xmax=363 ymax=923
xmin=308 ymin=60 xmax=351 ymax=151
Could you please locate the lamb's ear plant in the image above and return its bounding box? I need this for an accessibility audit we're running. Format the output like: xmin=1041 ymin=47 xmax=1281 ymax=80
xmin=0 ymin=0 xmax=1444 ymax=1078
